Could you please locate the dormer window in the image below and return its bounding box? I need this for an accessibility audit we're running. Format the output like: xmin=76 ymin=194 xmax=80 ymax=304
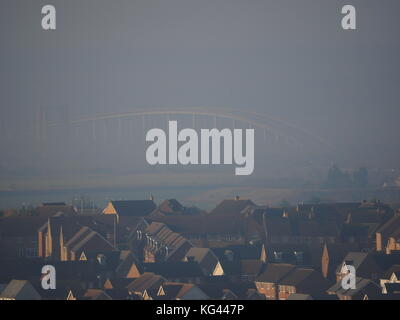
xmin=294 ymin=251 xmax=304 ymax=263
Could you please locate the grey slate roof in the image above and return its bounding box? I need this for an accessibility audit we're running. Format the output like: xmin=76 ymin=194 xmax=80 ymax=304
xmin=111 ymin=200 xmax=156 ymax=217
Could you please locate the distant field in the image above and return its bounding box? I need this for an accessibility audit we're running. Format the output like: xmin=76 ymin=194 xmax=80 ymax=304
xmin=0 ymin=172 xmax=399 ymax=210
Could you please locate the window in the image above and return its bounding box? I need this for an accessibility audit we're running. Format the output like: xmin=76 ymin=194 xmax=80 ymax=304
xmin=274 ymin=251 xmax=283 ymax=262
xmin=294 ymin=251 xmax=304 ymax=263
xmin=25 ymin=248 xmax=38 ymax=258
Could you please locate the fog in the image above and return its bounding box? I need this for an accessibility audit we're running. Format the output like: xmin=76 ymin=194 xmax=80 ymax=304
xmin=1 ymin=0 xmax=399 ymax=193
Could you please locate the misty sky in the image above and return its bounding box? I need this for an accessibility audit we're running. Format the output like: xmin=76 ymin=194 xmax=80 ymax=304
xmin=1 ymin=0 xmax=400 ymax=178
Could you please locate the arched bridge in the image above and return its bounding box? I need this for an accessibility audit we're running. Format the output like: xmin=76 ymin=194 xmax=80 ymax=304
xmin=38 ymin=106 xmax=330 ymax=151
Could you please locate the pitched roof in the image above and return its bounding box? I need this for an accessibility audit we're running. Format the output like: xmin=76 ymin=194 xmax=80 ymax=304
xmin=148 ymin=214 xmax=244 ymax=235
xmin=327 ymin=277 xmax=380 ymax=297
xmin=382 ymin=265 xmax=400 ymax=279
xmin=240 ymin=260 xmax=264 ymax=276
xmin=208 ymin=199 xmax=255 ymax=216
xmin=141 ymin=262 xmax=204 ymax=278
xmin=126 ymin=273 xmax=165 ymax=294
xmin=0 ymin=217 xmax=49 ymax=237
xmin=376 ymin=214 xmax=400 ymax=237
xmin=115 ymin=252 xmax=140 ymax=278
xmin=144 ymin=222 xmax=193 ymax=261
xmin=384 ymin=283 xmax=400 ymax=295
xmin=68 ymin=228 xmax=115 ymax=255
xmin=108 ymin=200 xmax=156 ymax=217
xmin=103 ymin=278 xmax=134 ymax=290
xmin=213 ymin=244 xmax=262 ymax=261
xmin=338 ymin=252 xmax=369 ymax=271
xmin=158 ymin=282 xmax=197 ymax=300
xmin=82 ymin=289 xmax=112 ymax=300
xmin=0 ymin=280 xmax=41 ymax=300
xmin=156 ymin=199 xmax=185 ymax=215
xmin=323 ymin=243 xmax=361 ymax=265
xmin=255 ymin=263 xmax=295 ymax=283
xmin=184 ymin=248 xmax=219 ymax=274
xmin=33 ymin=205 xmax=77 ymax=218
xmin=38 ymin=215 xmax=116 ymax=241
xmin=278 ymin=268 xmax=315 ymax=286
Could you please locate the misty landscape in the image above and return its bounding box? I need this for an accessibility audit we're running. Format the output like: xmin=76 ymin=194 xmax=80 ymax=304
xmin=1 ymin=0 xmax=400 ymax=303
xmin=1 ymin=1 xmax=400 ymax=210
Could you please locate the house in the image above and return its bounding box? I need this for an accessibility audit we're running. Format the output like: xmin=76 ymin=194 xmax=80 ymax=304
xmin=277 ymin=267 xmax=330 ymax=300
xmin=340 ymin=224 xmax=375 ymax=245
xmin=114 ymin=251 xmax=142 ymax=278
xmin=295 ymin=202 xmax=361 ymax=223
xmin=126 ymin=272 xmax=166 ymax=299
xmin=147 ymin=214 xmax=250 ymax=247
xmin=327 ymin=277 xmax=381 ymax=300
xmin=243 ymin=205 xmax=340 ymax=246
xmin=134 ymin=222 xmax=193 ymax=263
xmin=321 ymin=243 xmax=361 ymax=279
xmin=184 ymin=247 xmax=220 ymax=276
xmin=208 ymin=198 xmax=255 ymax=217
xmin=198 ymin=279 xmax=261 ymax=300
xmin=0 ymin=280 xmax=41 ymax=300
xmin=40 ymin=260 xmax=106 ymax=299
xmin=382 ymin=283 xmax=400 ymax=296
xmin=103 ymin=277 xmax=134 ymax=290
xmin=61 ymin=226 xmax=116 ymax=261
xmin=157 ymin=282 xmax=208 ymax=300
xmin=260 ymin=243 xmax=321 ymax=267
xmin=149 ymin=199 xmax=204 ymax=218
xmin=38 ymin=215 xmax=116 ymax=260
xmin=379 ymin=265 xmax=400 ymax=293
xmin=67 ymin=288 xmax=113 ymax=300
xmin=0 ymin=258 xmax=102 ymax=296
xmin=213 ymin=244 xmax=263 ymax=262
xmin=375 ymin=213 xmax=400 ymax=253
xmin=218 ymin=259 xmax=264 ymax=282
xmin=255 ymin=263 xmax=296 ymax=300
xmin=33 ymin=203 xmax=77 ymax=218
xmin=82 ymin=289 xmax=113 ymax=300
xmin=0 ymin=217 xmax=46 ymax=258
xmin=103 ymin=199 xmax=156 ymax=221
xmin=336 ymin=252 xmax=382 ymax=282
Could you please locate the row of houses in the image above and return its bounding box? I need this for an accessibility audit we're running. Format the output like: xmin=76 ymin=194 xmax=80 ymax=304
xmin=1 ymin=198 xmax=400 ymax=300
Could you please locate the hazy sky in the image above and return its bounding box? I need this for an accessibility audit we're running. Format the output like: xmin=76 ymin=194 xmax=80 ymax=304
xmin=1 ymin=0 xmax=400 ymax=178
